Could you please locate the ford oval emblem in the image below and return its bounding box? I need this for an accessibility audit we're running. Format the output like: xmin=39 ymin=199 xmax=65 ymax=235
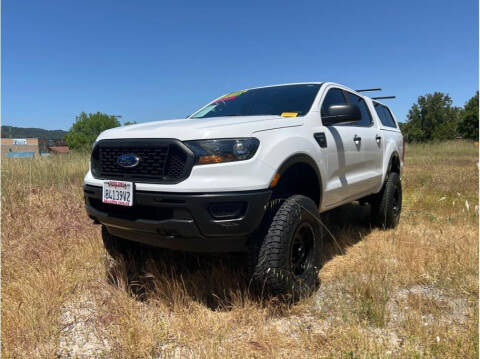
xmin=117 ymin=154 xmax=140 ymax=168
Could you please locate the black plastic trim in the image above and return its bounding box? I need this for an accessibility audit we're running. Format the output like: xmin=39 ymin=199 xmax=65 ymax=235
xmin=387 ymin=152 xmax=401 ymax=175
xmin=274 ymin=153 xmax=323 ymax=206
xmin=84 ymin=185 xmax=272 ymax=251
xmin=314 ymin=132 xmax=327 ymax=148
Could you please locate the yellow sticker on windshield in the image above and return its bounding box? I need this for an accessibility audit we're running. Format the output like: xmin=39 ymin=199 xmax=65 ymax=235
xmin=281 ymin=112 xmax=298 ymax=117
xmin=221 ymin=90 xmax=247 ymax=99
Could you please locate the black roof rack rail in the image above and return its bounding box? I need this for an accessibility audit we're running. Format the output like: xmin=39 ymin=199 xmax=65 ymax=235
xmin=355 ymin=88 xmax=382 ymax=92
xmin=372 ymin=96 xmax=396 ymax=100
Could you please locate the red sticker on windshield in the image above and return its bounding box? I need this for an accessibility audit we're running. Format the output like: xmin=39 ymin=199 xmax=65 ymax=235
xmin=211 ymin=90 xmax=247 ymax=104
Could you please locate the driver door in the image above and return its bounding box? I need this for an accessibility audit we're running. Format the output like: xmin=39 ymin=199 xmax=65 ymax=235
xmin=313 ymin=87 xmax=374 ymax=208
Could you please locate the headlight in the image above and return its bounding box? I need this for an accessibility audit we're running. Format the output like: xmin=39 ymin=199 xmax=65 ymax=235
xmin=184 ymin=138 xmax=260 ymax=165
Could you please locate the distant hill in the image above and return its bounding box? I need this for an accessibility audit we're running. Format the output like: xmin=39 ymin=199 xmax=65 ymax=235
xmin=1 ymin=126 xmax=67 ymax=139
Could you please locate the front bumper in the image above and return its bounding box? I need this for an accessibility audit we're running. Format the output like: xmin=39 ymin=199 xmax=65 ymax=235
xmin=84 ymin=185 xmax=271 ymax=252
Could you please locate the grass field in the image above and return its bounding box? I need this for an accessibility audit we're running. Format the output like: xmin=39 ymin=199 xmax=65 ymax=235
xmin=1 ymin=141 xmax=478 ymax=358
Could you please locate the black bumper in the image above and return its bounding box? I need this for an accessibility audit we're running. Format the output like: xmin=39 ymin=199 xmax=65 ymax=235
xmin=84 ymin=185 xmax=271 ymax=252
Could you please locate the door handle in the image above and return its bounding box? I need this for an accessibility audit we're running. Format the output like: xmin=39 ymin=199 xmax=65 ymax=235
xmin=354 ymin=135 xmax=362 ymax=144
xmin=376 ymin=135 xmax=382 ymax=143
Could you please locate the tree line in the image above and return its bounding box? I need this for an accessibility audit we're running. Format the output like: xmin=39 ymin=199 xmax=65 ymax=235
xmin=1 ymin=126 xmax=67 ymax=139
xmin=65 ymin=91 xmax=479 ymax=150
xmin=400 ymin=91 xmax=478 ymax=142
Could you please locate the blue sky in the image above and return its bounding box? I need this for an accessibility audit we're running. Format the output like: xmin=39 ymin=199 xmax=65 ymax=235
xmin=2 ymin=0 xmax=478 ymax=130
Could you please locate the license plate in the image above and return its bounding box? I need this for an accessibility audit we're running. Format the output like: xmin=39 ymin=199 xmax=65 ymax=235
xmin=102 ymin=180 xmax=133 ymax=207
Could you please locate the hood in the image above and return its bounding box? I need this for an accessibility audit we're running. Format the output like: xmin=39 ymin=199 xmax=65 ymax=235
xmin=96 ymin=115 xmax=303 ymax=141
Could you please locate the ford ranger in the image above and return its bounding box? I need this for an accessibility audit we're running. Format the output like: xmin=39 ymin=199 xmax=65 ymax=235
xmin=83 ymin=82 xmax=404 ymax=298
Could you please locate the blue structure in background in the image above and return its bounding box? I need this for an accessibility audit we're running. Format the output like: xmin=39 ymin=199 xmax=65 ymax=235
xmin=6 ymin=152 xmax=35 ymax=158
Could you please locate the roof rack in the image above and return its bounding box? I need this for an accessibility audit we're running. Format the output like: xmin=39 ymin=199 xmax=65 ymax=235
xmin=355 ymin=88 xmax=382 ymax=92
xmin=372 ymin=96 xmax=396 ymax=100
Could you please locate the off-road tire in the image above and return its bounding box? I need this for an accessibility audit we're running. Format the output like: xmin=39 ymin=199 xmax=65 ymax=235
xmin=371 ymin=172 xmax=402 ymax=229
xmin=250 ymin=195 xmax=324 ymax=300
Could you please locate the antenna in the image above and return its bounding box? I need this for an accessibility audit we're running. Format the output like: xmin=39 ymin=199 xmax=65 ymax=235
xmin=356 ymin=88 xmax=382 ymax=92
xmin=372 ymin=96 xmax=396 ymax=100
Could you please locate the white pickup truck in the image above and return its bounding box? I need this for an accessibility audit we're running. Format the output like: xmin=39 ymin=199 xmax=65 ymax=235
xmin=84 ymin=82 xmax=404 ymax=298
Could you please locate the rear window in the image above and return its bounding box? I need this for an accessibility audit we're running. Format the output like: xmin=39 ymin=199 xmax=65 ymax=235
xmin=374 ymin=103 xmax=397 ymax=128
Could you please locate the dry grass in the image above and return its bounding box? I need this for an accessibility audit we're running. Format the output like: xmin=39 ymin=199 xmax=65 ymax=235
xmin=1 ymin=141 xmax=478 ymax=358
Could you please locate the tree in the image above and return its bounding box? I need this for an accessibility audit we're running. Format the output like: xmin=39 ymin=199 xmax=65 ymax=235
xmin=402 ymin=92 xmax=460 ymax=142
xmin=65 ymin=112 xmax=120 ymax=150
xmin=123 ymin=121 xmax=138 ymax=126
xmin=458 ymin=91 xmax=479 ymax=140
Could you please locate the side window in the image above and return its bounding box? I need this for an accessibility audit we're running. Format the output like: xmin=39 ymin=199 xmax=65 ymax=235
xmin=383 ymin=106 xmax=397 ymax=128
xmin=374 ymin=102 xmax=397 ymax=128
xmin=345 ymin=92 xmax=373 ymax=127
xmin=320 ymin=88 xmax=347 ymax=117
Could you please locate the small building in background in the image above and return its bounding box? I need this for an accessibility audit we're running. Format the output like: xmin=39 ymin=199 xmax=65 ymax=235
xmin=2 ymin=138 xmax=70 ymax=157
xmin=2 ymin=138 xmax=39 ymax=157
xmin=49 ymin=146 xmax=70 ymax=154
xmin=38 ymin=139 xmax=69 ymax=154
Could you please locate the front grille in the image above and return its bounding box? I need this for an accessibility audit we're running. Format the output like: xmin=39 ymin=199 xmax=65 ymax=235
xmin=91 ymin=139 xmax=193 ymax=183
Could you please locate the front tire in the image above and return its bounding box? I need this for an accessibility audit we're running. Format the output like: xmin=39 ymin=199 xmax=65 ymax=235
xmin=250 ymin=195 xmax=324 ymax=300
xmin=371 ymin=172 xmax=402 ymax=229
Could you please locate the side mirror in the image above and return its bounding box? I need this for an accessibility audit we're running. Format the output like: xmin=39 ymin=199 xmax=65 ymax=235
xmin=322 ymin=104 xmax=361 ymax=126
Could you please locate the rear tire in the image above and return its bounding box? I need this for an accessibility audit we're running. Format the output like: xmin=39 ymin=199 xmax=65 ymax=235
xmin=250 ymin=195 xmax=324 ymax=300
xmin=371 ymin=172 xmax=402 ymax=229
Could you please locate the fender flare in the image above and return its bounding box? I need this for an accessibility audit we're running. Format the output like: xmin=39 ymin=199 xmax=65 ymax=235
xmin=275 ymin=153 xmax=323 ymax=206
xmin=385 ymin=151 xmax=401 ymax=182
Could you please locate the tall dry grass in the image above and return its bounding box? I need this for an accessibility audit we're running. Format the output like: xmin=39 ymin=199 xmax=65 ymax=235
xmin=1 ymin=141 xmax=478 ymax=358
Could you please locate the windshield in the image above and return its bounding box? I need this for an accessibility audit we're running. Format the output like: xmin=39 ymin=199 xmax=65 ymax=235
xmin=190 ymin=84 xmax=321 ymax=119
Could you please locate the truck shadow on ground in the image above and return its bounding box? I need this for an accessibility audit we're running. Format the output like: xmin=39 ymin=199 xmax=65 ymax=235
xmin=105 ymin=202 xmax=373 ymax=310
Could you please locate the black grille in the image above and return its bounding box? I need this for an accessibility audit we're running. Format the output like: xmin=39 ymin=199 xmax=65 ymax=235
xmin=91 ymin=139 xmax=193 ymax=183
